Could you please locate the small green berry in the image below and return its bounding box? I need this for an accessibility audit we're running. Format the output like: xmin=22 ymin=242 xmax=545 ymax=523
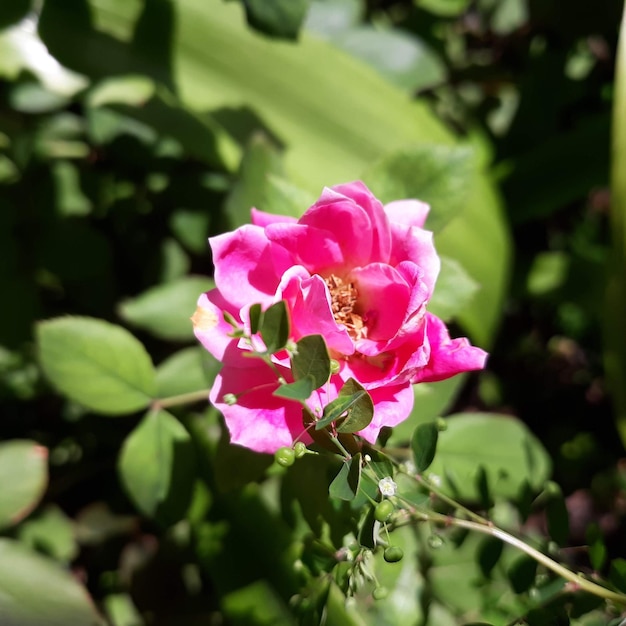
xmin=374 ymin=499 xmax=395 ymax=523
xmin=435 ymin=417 xmax=447 ymax=431
xmin=275 ymin=447 xmax=295 ymax=467
xmin=294 ymin=442 xmax=307 ymax=458
xmin=372 ymin=586 xmax=388 ymax=600
xmin=222 ymin=393 xmax=237 ymax=406
xmin=330 ymin=359 xmax=341 ymax=374
xmin=383 ymin=546 xmax=404 ymax=563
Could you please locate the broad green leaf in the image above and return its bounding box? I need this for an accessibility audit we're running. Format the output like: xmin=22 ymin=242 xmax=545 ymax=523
xmin=273 ymin=376 xmax=315 ymax=401
xmin=411 ymin=421 xmax=439 ymax=473
xmin=304 ymin=0 xmax=361 ymax=37
xmin=292 ymin=334 xmax=331 ymax=388
xmin=427 ymin=413 xmax=551 ymax=500
xmin=329 ymin=454 xmax=361 ymax=501
xmin=103 ymin=594 xmax=144 ymax=626
xmin=242 ymin=0 xmax=310 ymax=40
xmin=159 ymin=237 xmax=190 ymax=283
xmin=264 ymin=175 xmax=316 ymax=218
xmin=37 ymin=316 xmax=156 ymax=415
xmin=9 ymin=81 xmax=69 ymax=113
xmin=332 ymin=27 xmax=446 ymax=92
xmin=606 ymin=3 xmax=626 ymax=446
xmin=0 ymin=538 xmax=105 ymax=626
xmin=363 ymin=144 xmax=476 ymax=233
xmin=18 ymin=505 xmax=78 ymax=564
xmin=118 ymin=408 xmax=196 ymax=525
xmin=507 ymin=555 xmax=537 ymax=594
xmin=260 ymin=300 xmax=290 ymax=353
xmin=155 ymin=346 xmax=219 ymax=398
xmin=118 ymin=275 xmax=214 ymax=342
xmin=0 ymin=440 xmax=48 ymax=531
xmin=169 ymin=208 xmax=211 ymax=255
xmin=429 ymin=256 xmax=480 ymax=322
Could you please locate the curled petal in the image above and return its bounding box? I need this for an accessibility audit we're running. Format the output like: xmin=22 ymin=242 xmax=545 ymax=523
xmin=193 ymin=290 xmax=239 ymax=363
xmin=412 ymin=313 xmax=488 ymax=383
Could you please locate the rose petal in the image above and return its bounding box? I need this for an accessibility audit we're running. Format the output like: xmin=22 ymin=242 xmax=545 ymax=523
xmin=210 ymin=363 xmax=309 ymax=453
xmin=331 ymin=181 xmax=392 ymax=263
xmin=251 ymin=208 xmax=298 ymax=227
xmin=412 ymin=313 xmax=488 ymax=383
xmin=210 ymin=225 xmax=291 ymax=310
xmin=384 ymin=199 xmax=430 ymax=229
xmin=193 ymin=290 xmax=240 ymax=363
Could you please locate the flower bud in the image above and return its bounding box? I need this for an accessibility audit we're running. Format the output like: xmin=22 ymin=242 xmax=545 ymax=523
xmin=372 ymin=586 xmax=388 ymax=600
xmin=330 ymin=359 xmax=341 ymax=374
xmin=275 ymin=447 xmax=295 ymax=467
xmin=374 ymin=500 xmax=394 ymax=523
xmin=383 ymin=546 xmax=404 ymax=563
xmin=435 ymin=417 xmax=448 ymax=431
xmin=222 ymin=393 xmax=237 ymax=406
xmin=293 ymin=442 xmax=307 ymax=458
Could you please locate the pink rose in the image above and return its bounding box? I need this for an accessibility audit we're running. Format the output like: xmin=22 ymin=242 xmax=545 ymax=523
xmin=193 ymin=181 xmax=487 ymax=453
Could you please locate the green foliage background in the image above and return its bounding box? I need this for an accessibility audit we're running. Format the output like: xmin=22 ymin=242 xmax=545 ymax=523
xmin=0 ymin=0 xmax=625 ymax=624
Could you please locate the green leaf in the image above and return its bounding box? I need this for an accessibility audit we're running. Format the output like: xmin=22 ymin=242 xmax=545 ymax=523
xmin=411 ymin=421 xmax=439 ymax=473
xmin=363 ymin=144 xmax=476 ymax=233
xmin=118 ymin=275 xmax=214 ymax=342
xmin=273 ymin=376 xmax=315 ymax=401
xmin=609 ymin=558 xmax=626 ymax=593
xmin=242 ymin=0 xmax=311 ymax=40
xmin=249 ymin=303 xmax=263 ymax=335
xmin=416 ymin=0 xmax=471 ymax=18
xmin=316 ymin=378 xmax=373 ymax=432
xmin=477 ymin=536 xmax=504 ymax=578
xmin=103 ymin=593 xmax=144 ymax=626
xmin=169 ymin=208 xmax=211 ymax=255
xmin=0 ymin=440 xmax=48 ymax=531
xmin=586 ymin=524 xmax=607 ymax=571
xmin=427 ymin=413 xmax=552 ymax=500
xmin=155 ymin=346 xmax=219 ymax=398
xmin=37 ymin=316 xmax=156 ymax=415
xmin=259 ymin=300 xmax=290 ymax=353
xmin=545 ymin=482 xmax=569 ymax=546
xmin=507 ymin=555 xmax=537 ymax=594
xmin=332 ymin=27 xmax=446 ymax=92
xmin=0 ymin=538 xmax=105 ymax=626
xmin=18 ymin=505 xmax=78 ymax=564
xmin=291 ymin=334 xmax=331 ymax=388
xmin=329 ymin=454 xmax=362 ymax=501
xmin=428 ymin=256 xmax=480 ymax=322
xmin=118 ymin=408 xmax=196 ymax=525
xmin=263 ymin=175 xmax=316 ymax=218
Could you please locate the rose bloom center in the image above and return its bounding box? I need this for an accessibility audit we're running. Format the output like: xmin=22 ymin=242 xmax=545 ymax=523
xmin=324 ymin=274 xmax=367 ymax=341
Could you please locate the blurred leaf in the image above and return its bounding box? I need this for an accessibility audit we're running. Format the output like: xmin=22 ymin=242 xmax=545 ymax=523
xmin=9 ymin=81 xmax=70 ymax=113
xmin=118 ymin=408 xmax=196 ymax=525
xmin=273 ymin=376 xmax=315 ymax=401
xmin=224 ymin=132 xmax=283 ymax=228
xmin=159 ymin=237 xmax=190 ymax=283
xmin=586 ymin=523 xmax=607 ymax=571
xmin=38 ymin=317 xmax=156 ymax=415
xmin=363 ymin=144 xmax=476 ymax=232
xmin=429 ymin=255 xmax=480 ymax=322
xmin=478 ymin=536 xmax=504 ymax=578
xmin=329 ymin=454 xmax=361 ymax=501
xmin=222 ymin=579 xmax=296 ymax=626
xmin=507 ymin=554 xmax=537 ymax=593
xmin=491 ymin=0 xmax=528 ymax=35
xmin=0 ymin=440 xmax=48 ymax=531
xmin=0 ymin=538 xmax=105 ymax=626
xmin=155 ymin=346 xmax=219 ymax=398
xmin=18 ymin=505 xmax=78 ymax=564
xmin=118 ymin=276 xmax=214 ymax=342
xmin=333 ymin=27 xmax=446 ymax=92
xmin=169 ymin=208 xmax=211 ymax=255
xmin=242 ymin=0 xmax=310 ymax=40
xmin=260 ymin=300 xmax=290 ymax=353
xmin=103 ymin=593 xmax=144 ymax=626
xmin=428 ymin=413 xmax=552 ymax=500
xmin=416 ymin=0 xmax=471 ymax=17
xmin=606 ymin=4 xmax=626 ymax=446
xmin=51 ymin=161 xmax=92 ymax=216
xmin=263 ymin=175 xmax=315 ymax=218
xmin=526 ymin=251 xmax=569 ymax=297
xmin=609 ymin=558 xmax=626 ymax=593
xmin=74 ymin=503 xmax=137 ymax=546
xmin=292 ymin=334 xmax=331 ymax=388
xmin=304 ymin=0 xmax=361 ymax=37
xmin=545 ymin=483 xmax=569 ymax=546
xmin=411 ymin=421 xmax=439 ymax=472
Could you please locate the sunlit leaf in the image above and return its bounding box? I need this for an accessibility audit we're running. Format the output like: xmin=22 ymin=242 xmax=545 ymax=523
xmin=329 ymin=454 xmax=361 ymax=501
xmin=37 ymin=316 xmax=156 ymax=415
xmin=411 ymin=421 xmax=439 ymax=473
xmin=260 ymin=300 xmax=290 ymax=353
xmin=292 ymin=334 xmax=331 ymax=388
xmin=273 ymin=376 xmax=315 ymax=401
